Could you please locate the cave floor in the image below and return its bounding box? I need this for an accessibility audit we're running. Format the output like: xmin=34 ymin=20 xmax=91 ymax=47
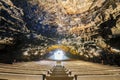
xmin=0 ymin=60 xmax=120 ymax=80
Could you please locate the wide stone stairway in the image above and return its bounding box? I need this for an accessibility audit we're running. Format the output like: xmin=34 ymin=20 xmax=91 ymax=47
xmin=46 ymin=65 xmax=73 ymax=80
xmin=0 ymin=60 xmax=120 ymax=80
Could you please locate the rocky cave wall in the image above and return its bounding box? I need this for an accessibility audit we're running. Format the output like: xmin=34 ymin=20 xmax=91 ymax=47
xmin=0 ymin=0 xmax=120 ymax=65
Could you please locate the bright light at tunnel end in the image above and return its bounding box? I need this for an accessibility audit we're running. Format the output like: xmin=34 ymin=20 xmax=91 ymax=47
xmin=48 ymin=49 xmax=69 ymax=61
xmin=54 ymin=50 xmax=64 ymax=60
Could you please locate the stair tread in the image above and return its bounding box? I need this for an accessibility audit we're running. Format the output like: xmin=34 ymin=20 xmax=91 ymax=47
xmin=46 ymin=65 xmax=73 ymax=80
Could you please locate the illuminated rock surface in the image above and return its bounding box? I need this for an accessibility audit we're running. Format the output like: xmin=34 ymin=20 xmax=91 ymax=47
xmin=0 ymin=0 xmax=120 ymax=65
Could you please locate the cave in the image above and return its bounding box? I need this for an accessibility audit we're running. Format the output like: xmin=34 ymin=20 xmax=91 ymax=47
xmin=0 ymin=0 xmax=120 ymax=80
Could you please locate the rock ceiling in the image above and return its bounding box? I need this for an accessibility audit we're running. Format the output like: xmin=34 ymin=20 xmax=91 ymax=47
xmin=59 ymin=0 xmax=104 ymax=14
xmin=38 ymin=0 xmax=120 ymax=35
xmin=0 ymin=0 xmax=120 ymax=64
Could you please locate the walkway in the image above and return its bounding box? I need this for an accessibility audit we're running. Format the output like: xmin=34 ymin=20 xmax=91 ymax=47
xmin=46 ymin=65 xmax=73 ymax=80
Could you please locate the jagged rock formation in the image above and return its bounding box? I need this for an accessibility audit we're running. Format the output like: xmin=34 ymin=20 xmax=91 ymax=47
xmin=0 ymin=0 xmax=30 ymax=63
xmin=0 ymin=0 xmax=58 ymax=63
xmin=0 ymin=0 xmax=28 ymax=48
xmin=36 ymin=0 xmax=120 ymax=65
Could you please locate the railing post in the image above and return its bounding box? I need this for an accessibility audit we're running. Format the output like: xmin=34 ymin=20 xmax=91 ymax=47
xmin=43 ymin=74 xmax=46 ymax=80
xmin=74 ymin=75 xmax=77 ymax=80
xmin=47 ymin=71 xmax=49 ymax=74
xmin=69 ymin=71 xmax=72 ymax=75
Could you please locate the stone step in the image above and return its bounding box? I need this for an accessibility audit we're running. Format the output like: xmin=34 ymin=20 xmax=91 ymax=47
xmin=46 ymin=76 xmax=73 ymax=80
xmin=46 ymin=65 xmax=73 ymax=80
xmin=51 ymin=73 xmax=68 ymax=75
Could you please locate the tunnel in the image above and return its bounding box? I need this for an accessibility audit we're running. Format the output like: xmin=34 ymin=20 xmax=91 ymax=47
xmin=0 ymin=0 xmax=120 ymax=80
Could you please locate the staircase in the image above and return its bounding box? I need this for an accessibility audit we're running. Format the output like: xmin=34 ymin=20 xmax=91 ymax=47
xmin=46 ymin=65 xmax=73 ymax=80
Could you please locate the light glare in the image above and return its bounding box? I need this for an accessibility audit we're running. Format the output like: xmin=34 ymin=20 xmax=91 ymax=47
xmin=54 ymin=50 xmax=64 ymax=60
xmin=48 ymin=49 xmax=70 ymax=60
